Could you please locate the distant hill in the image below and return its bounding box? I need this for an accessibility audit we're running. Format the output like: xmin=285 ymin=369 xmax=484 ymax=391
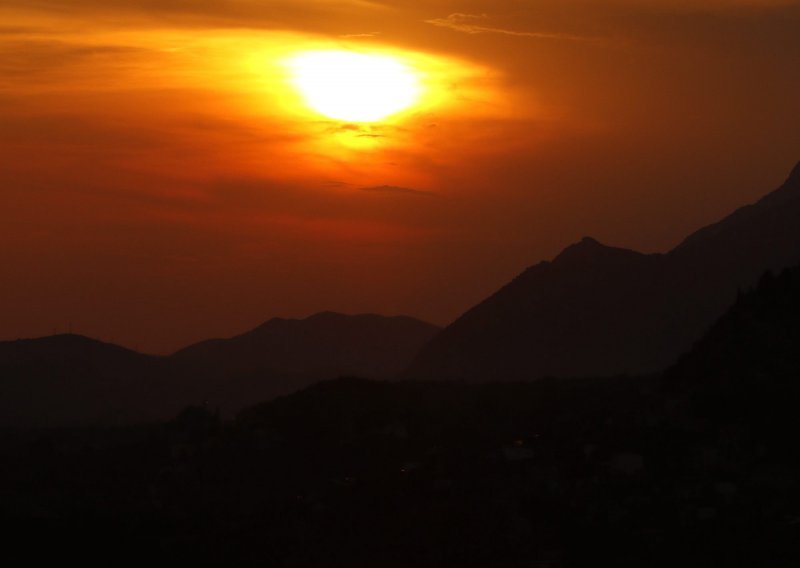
xmin=406 ymin=161 xmax=800 ymax=380
xmin=0 ymin=334 xmax=167 ymax=427
xmin=169 ymin=312 xmax=440 ymax=412
xmin=0 ymin=313 xmax=440 ymax=426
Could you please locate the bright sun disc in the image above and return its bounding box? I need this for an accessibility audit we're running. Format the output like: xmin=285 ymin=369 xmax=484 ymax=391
xmin=287 ymin=51 xmax=421 ymax=122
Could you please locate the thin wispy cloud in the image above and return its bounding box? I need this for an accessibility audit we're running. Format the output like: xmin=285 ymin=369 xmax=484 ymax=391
xmin=360 ymin=185 xmax=436 ymax=197
xmin=425 ymin=13 xmax=597 ymax=42
xmin=339 ymin=31 xmax=381 ymax=38
xmin=0 ymin=26 xmax=51 ymax=35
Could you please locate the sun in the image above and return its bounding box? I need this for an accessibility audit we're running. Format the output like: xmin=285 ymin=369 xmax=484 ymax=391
xmin=286 ymin=50 xmax=422 ymax=122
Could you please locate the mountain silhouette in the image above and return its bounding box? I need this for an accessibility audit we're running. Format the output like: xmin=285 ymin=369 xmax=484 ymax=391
xmin=169 ymin=312 xmax=440 ymax=412
xmin=662 ymin=262 xmax=800 ymax=449
xmin=405 ymin=161 xmax=800 ymax=380
xmin=0 ymin=313 xmax=439 ymax=426
xmin=174 ymin=312 xmax=438 ymax=378
xmin=667 ymin=262 xmax=800 ymax=394
xmin=0 ymin=334 xmax=166 ymax=427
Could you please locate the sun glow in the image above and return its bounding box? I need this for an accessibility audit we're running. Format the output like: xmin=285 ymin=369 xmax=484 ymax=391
xmin=286 ymin=50 xmax=422 ymax=122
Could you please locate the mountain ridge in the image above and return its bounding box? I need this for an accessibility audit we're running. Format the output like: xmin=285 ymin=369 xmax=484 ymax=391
xmin=405 ymin=160 xmax=800 ymax=381
xmin=0 ymin=312 xmax=440 ymax=426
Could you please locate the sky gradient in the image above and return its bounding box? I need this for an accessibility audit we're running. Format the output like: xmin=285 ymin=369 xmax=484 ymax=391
xmin=2 ymin=0 xmax=799 ymax=352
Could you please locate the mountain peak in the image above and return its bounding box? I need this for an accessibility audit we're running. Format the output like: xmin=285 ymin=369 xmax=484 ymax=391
xmin=553 ymin=236 xmax=644 ymax=265
xmin=578 ymin=236 xmax=602 ymax=246
xmin=305 ymin=311 xmax=347 ymax=321
xmin=557 ymin=236 xmax=605 ymax=256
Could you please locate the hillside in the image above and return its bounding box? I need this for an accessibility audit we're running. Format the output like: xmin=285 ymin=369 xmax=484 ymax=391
xmin=0 ymin=335 xmax=166 ymax=426
xmin=406 ymin=161 xmax=800 ymax=380
xmin=0 ymin=313 xmax=440 ymax=426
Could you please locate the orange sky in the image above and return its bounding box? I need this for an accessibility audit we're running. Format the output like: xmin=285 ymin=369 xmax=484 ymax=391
xmin=1 ymin=0 xmax=799 ymax=353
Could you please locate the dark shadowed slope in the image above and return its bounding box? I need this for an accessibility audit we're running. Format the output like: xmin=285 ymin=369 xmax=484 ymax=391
xmin=667 ymin=263 xmax=800 ymax=394
xmin=662 ymin=261 xmax=800 ymax=452
xmin=406 ymin=161 xmax=800 ymax=381
xmin=0 ymin=334 xmax=167 ymax=427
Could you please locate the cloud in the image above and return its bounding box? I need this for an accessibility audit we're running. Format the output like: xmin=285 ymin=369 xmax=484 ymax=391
xmin=0 ymin=39 xmax=154 ymax=80
xmin=339 ymin=31 xmax=381 ymax=38
xmin=0 ymin=113 xmax=166 ymax=147
xmin=0 ymin=26 xmax=51 ymax=35
xmin=619 ymin=0 xmax=799 ymax=9
xmin=424 ymin=13 xmax=598 ymax=42
xmin=0 ymin=0 xmax=389 ymax=32
xmin=324 ymin=122 xmax=390 ymax=138
xmin=360 ymin=185 xmax=436 ymax=197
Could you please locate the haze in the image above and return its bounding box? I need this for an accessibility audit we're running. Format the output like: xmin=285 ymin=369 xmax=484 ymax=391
xmin=1 ymin=0 xmax=799 ymax=353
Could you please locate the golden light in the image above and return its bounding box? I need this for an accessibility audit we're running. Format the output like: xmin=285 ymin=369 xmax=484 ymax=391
xmin=286 ymin=50 xmax=422 ymax=122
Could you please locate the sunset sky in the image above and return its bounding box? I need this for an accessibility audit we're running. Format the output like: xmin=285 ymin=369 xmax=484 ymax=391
xmin=2 ymin=0 xmax=799 ymax=353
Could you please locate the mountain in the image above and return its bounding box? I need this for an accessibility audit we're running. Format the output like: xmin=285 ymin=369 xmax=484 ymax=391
xmin=0 ymin=313 xmax=439 ymax=427
xmin=666 ymin=263 xmax=800 ymax=398
xmin=0 ymin=334 xmax=167 ymax=427
xmin=659 ymin=261 xmax=800 ymax=458
xmin=174 ymin=312 xmax=439 ymax=379
xmin=6 ymin=273 xmax=800 ymax=566
xmin=405 ymin=161 xmax=800 ymax=380
xmin=170 ymin=312 xmax=440 ymax=411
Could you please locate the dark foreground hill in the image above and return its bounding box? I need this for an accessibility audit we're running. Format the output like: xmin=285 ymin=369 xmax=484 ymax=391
xmin=0 ymin=313 xmax=439 ymax=426
xmin=665 ymin=263 xmax=800 ymax=431
xmin=4 ymin=260 xmax=800 ymax=566
xmin=406 ymin=161 xmax=800 ymax=380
